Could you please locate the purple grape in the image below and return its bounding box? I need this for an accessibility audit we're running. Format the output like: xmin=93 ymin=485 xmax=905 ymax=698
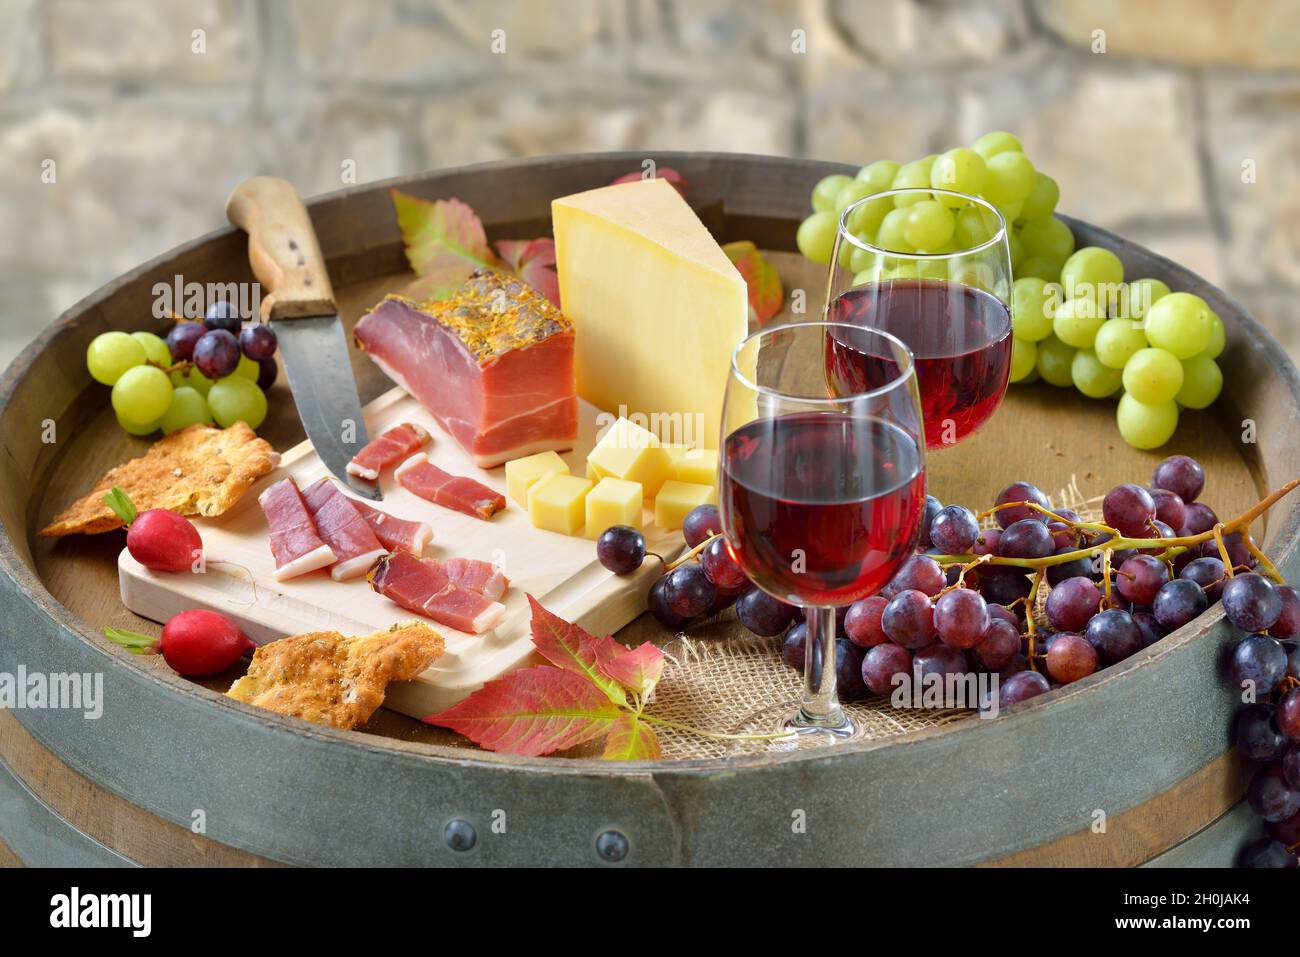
xmin=166 ymin=321 xmax=205 ymax=361
xmin=987 ymin=603 xmax=1021 ymax=627
xmin=1287 ymin=641 xmax=1300 ymax=680
xmin=736 ymin=589 xmax=797 ymax=637
xmin=701 ymin=537 xmax=748 ymax=593
xmin=1286 ymin=745 xmax=1300 ymax=790
xmin=862 ymin=643 xmax=912 ymax=695
xmin=999 ymin=669 xmax=1050 ymax=706
xmin=1269 ymin=805 xmax=1300 ymax=845
xmin=1179 ymin=556 xmax=1226 ymax=602
xmin=977 ymin=568 xmax=1032 ymax=607
xmin=997 ymin=519 xmax=1054 ymax=560
xmin=975 ymin=618 xmax=1020 ymax=670
xmin=1044 ymin=633 xmax=1098 ymax=684
xmin=1045 ymin=576 xmax=1102 ymax=632
xmin=887 ymin=554 xmax=947 ymax=597
xmin=1272 ymin=586 xmax=1300 ymax=639
xmin=708 ymin=588 xmax=740 ymax=616
xmin=203 ymin=299 xmax=242 ymax=334
xmin=1277 ymin=688 xmax=1300 ymax=741
xmin=648 ymin=576 xmax=690 ymax=630
xmin=1238 ymin=838 xmax=1298 ymax=868
xmin=239 ymin=323 xmax=278 ymax=360
xmin=1152 ymin=454 xmax=1205 ymax=504
xmin=1102 ymin=483 xmax=1156 ymax=537
xmin=1152 ymin=578 xmax=1208 ymax=631
xmin=1236 ymin=703 xmax=1291 ymax=762
xmin=192 ymin=329 xmax=241 ymax=379
xmin=1046 ymin=546 xmax=1099 ymax=587
xmin=781 ymin=622 xmax=809 ymax=670
xmin=881 ymin=589 xmax=936 ymax=649
xmin=934 ymin=588 xmax=989 ymax=649
xmin=1222 ymin=573 xmax=1282 ymax=632
xmin=844 ymin=595 xmax=888 ymax=648
xmin=1149 ymin=488 xmax=1186 ymax=531
xmin=1247 ymin=765 xmax=1300 ymax=822
xmin=836 ymin=639 xmax=867 ymax=699
xmin=664 ymin=564 xmax=715 ymax=619
xmin=993 ymin=482 xmax=1050 ymax=529
xmin=1229 ymin=634 xmax=1288 ymax=695
xmin=682 ymin=504 xmax=721 ymax=548
xmin=918 ymin=495 xmax=942 ymax=549
xmin=596 ymin=525 xmax=645 ymax=574
xmin=1046 ymin=508 xmax=1081 ymax=549
xmin=930 ymin=505 xmax=980 ymax=554
xmin=1180 ymin=502 xmax=1218 ymax=536
xmin=1203 ymin=531 xmax=1258 ymax=571
xmin=972 ymin=527 xmax=1000 ymax=556
xmin=914 ymin=643 xmax=971 ymax=683
xmin=1116 ymin=554 xmax=1169 ymax=606
xmin=1085 ymin=608 xmax=1142 ymax=664
xmin=1131 ymin=610 xmax=1165 ymax=648
xmin=1138 ymin=519 xmax=1175 ymax=556
xmin=256 ymin=356 xmax=278 ymax=390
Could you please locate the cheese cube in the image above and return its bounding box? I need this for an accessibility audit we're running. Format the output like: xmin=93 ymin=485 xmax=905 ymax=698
xmin=505 ymin=450 xmax=569 ymax=507
xmin=528 ymin=473 xmax=593 ymax=536
xmin=662 ymin=444 xmax=690 ymax=467
xmin=585 ymin=477 xmax=644 ymax=539
xmin=673 ymin=448 xmax=718 ymax=487
xmin=586 ymin=417 xmax=672 ymax=499
xmin=553 ymin=179 xmax=749 ymax=450
xmin=654 ymin=480 xmax=718 ymax=530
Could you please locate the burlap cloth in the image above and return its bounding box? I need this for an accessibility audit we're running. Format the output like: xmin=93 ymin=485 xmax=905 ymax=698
xmin=646 ymin=479 xmax=1100 ymax=760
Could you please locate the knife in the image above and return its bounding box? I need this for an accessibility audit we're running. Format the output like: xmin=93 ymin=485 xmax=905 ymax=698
xmin=225 ymin=176 xmax=381 ymax=500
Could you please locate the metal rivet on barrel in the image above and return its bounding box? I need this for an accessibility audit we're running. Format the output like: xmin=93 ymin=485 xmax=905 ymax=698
xmin=443 ymin=819 xmax=476 ymax=852
xmin=595 ymin=829 xmax=628 ymax=863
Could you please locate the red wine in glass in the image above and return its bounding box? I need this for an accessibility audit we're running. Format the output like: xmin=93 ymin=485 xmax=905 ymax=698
xmin=722 ymin=411 xmax=926 ymax=606
xmin=827 ymin=279 xmax=1012 ymax=448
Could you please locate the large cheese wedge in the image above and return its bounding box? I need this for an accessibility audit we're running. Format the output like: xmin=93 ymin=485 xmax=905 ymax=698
xmin=552 ymin=178 xmax=749 ymax=451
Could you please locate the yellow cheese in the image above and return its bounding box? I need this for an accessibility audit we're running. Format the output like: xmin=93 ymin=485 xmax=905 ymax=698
xmin=673 ymin=448 xmax=718 ymax=487
xmin=505 ymin=450 xmax=569 ymax=507
xmin=552 ymin=179 xmax=749 ymax=451
xmin=654 ymin=480 xmax=718 ymax=530
xmin=585 ymin=477 xmax=644 ymax=538
xmin=662 ymin=444 xmax=690 ymax=467
xmin=586 ymin=417 xmax=672 ymax=499
xmin=528 ymin=473 xmax=593 ymax=536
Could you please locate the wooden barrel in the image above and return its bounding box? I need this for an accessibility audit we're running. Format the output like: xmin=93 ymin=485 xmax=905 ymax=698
xmin=2 ymin=152 xmax=1296 ymax=867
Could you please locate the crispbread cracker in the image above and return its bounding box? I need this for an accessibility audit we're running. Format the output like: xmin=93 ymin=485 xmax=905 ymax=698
xmin=226 ymin=622 xmax=445 ymax=729
xmin=39 ymin=422 xmax=279 ymax=536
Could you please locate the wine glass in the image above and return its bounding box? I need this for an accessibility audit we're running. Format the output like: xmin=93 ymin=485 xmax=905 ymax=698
xmin=719 ymin=321 xmax=926 ymax=740
xmin=826 ymin=188 xmax=1013 ymax=450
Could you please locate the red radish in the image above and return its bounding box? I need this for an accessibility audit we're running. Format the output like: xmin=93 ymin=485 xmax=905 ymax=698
xmin=128 ymin=509 xmax=204 ymax=573
xmin=159 ymin=610 xmax=254 ymax=677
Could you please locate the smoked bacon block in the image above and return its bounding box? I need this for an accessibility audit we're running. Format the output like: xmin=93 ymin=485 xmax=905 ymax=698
xmin=354 ymin=271 xmax=578 ymax=468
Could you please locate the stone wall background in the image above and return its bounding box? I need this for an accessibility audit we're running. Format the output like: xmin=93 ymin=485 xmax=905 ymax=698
xmin=1 ymin=0 xmax=1298 ymax=369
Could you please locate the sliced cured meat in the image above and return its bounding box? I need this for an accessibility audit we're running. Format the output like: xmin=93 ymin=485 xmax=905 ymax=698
xmin=258 ymin=478 xmax=336 ymax=581
xmin=349 ymin=498 xmax=433 ymax=556
xmin=427 ymin=557 xmax=509 ymax=602
xmin=354 ymin=271 xmax=577 ymax=468
xmin=300 ymin=479 xmax=388 ymax=581
xmin=395 ymin=453 xmax=505 ymax=521
xmin=368 ymin=551 xmax=506 ymax=635
xmin=347 ymin=422 xmax=430 ymax=481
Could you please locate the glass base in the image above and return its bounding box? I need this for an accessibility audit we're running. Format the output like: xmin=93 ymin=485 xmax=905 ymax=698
xmin=783 ymin=708 xmax=855 ymax=741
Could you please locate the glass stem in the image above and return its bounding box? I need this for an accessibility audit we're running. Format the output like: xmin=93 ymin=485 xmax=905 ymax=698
xmin=799 ymin=605 xmax=845 ymax=728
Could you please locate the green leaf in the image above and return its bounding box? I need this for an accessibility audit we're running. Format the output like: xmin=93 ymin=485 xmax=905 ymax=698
xmin=602 ymin=713 xmax=661 ymax=760
xmin=102 ymin=486 xmax=137 ymax=526
xmin=391 ymin=188 xmax=496 ymax=301
xmin=103 ymin=626 xmax=157 ymax=655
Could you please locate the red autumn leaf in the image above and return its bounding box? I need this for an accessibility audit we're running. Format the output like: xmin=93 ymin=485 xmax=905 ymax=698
xmin=392 ymin=189 xmax=496 ymax=300
xmin=609 ymin=167 xmax=688 ymax=194
xmin=423 ymin=666 xmax=620 ymax=757
xmin=595 ymin=640 xmax=665 ymax=699
xmin=723 ymin=240 xmax=784 ymax=325
xmin=495 ymin=237 xmax=560 ymax=308
xmin=527 ymin=595 xmax=630 ymax=707
xmin=602 ymin=714 xmax=661 ymax=761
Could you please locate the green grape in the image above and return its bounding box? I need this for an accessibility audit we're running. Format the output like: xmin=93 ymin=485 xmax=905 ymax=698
xmin=159 ymin=386 xmax=214 ymax=434
xmin=1117 ymin=393 xmax=1179 ymax=450
xmin=1122 ymin=347 xmax=1184 ymax=404
xmin=131 ymin=331 xmax=172 ymax=367
xmin=1072 ymin=348 xmax=1123 ymax=399
xmin=173 ymin=366 xmax=215 ymax=396
xmin=235 ymin=353 xmax=260 ymax=381
xmin=953 ymin=206 xmax=994 ymax=248
xmin=208 ymin=376 xmax=268 ymax=430
xmin=930 ymin=148 xmax=986 ymax=207
xmin=891 ymin=159 xmax=934 ymax=207
xmin=875 ymin=207 xmax=912 ymax=253
xmin=983 ymin=151 xmax=1035 ymax=207
xmin=111 ymin=365 xmax=173 ymax=425
xmin=949 ymin=261 xmax=996 ymax=290
xmin=116 ymin=413 xmax=161 ymax=437
xmin=846 ymin=194 xmax=892 ymax=238
xmin=1093 ymin=318 xmax=1148 ymax=369
xmin=855 ymin=160 xmax=900 ymax=192
xmin=1120 ymin=277 xmax=1170 ymax=321
xmin=996 ymin=199 xmax=1023 ymax=225
xmin=1036 ymin=334 xmax=1076 ymax=387
xmin=1011 ymin=277 xmax=1057 ymax=341
xmin=1019 ymin=216 xmax=1075 ymax=263
xmin=851 ymin=269 xmax=875 ymax=287
xmin=1176 ymin=355 xmax=1223 ymax=409
xmin=833 ymin=179 xmax=878 ymax=214
xmin=1019 ymin=172 xmax=1060 ymax=222
xmin=87 ymin=331 xmax=147 ymax=386
xmin=812 ymin=174 xmax=853 ymax=213
xmin=902 ymin=200 xmax=955 ymax=250
xmin=1007 ymin=227 xmax=1024 ymax=268
xmin=1143 ymin=291 xmax=1211 ymax=359
xmin=796 ymin=210 xmax=838 ymax=264
xmin=1060 ymin=246 xmax=1123 ymax=301
xmin=1053 ymin=296 xmax=1105 ymax=348
xmin=1010 ymin=336 xmax=1037 ymax=382
xmin=1017 ymin=255 xmax=1064 ymax=282
xmin=1203 ymin=307 xmax=1225 ymax=359
xmin=879 ymin=262 xmax=921 ymax=281
xmin=972 ymin=131 xmax=1023 ymax=160
xmin=848 ymin=243 xmax=878 ymax=274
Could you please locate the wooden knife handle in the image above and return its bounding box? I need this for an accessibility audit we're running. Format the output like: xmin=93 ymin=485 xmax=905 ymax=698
xmin=225 ymin=176 xmax=337 ymax=321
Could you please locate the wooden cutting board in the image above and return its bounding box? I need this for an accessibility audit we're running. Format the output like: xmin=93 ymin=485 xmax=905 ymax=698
xmin=118 ymin=386 xmax=683 ymax=719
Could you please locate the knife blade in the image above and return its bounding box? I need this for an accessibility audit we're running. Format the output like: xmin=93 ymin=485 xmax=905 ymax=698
xmin=225 ymin=176 xmax=380 ymax=500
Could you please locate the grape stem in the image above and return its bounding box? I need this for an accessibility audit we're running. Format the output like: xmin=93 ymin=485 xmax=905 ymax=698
xmin=1024 ymin=569 xmax=1045 ymax=670
xmin=664 ymin=533 xmax=720 ymax=572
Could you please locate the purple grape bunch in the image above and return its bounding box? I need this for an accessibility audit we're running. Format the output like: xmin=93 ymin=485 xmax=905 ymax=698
xmin=166 ymin=300 xmax=279 ymax=388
